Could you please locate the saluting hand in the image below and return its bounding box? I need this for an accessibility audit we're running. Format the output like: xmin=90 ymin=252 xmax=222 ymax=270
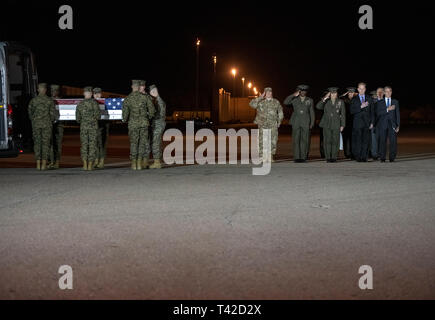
xmin=323 ymin=92 xmax=331 ymax=102
xmin=293 ymin=90 xmax=300 ymax=97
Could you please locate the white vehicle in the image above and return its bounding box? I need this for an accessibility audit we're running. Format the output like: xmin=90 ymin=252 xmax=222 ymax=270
xmin=0 ymin=42 xmax=38 ymax=157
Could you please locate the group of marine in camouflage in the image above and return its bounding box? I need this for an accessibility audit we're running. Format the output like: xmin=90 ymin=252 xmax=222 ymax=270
xmin=250 ymin=82 xmax=400 ymax=163
xmin=28 ymin=80 xmax=166 ymax=171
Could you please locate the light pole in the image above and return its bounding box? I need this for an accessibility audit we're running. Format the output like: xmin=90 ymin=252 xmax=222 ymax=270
xmin=231 ymin=68 xmax=237 ymax=97
xmin=241 ymin=77 xmax=245 ymax=97
xmin=212 ymin=53 xmax=218 ymax=124
xmin=247 ymin=82 xmax=252 ymax=96
xmin=195 ymin=38 xmax=200 ymax=108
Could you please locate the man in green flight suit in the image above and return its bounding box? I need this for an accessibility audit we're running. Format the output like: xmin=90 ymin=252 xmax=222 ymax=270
xmin=122 ymin=80 xmax=155 ymax=170
xmin=316 ymin=87 xmax=346 ymax=162
xmin=75 ymin=86 xmax=101 ymax=171
xmin=28 ymin=83 xmax=56 ymax=170
xmin=249 ymin=87 xmax=284 ymax=163
xmin=284 ymin=85 xmax=315 ymax=163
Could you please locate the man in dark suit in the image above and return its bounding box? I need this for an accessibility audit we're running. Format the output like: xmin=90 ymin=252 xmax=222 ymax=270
xmin=375 ymin=86 xmax=400 ymax=162
xmin=350 ymin=82 xmax=374 ymax=162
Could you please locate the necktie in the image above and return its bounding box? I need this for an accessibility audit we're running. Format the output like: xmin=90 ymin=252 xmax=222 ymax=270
xmin=386 ymin=98 xmax=390 ymax=112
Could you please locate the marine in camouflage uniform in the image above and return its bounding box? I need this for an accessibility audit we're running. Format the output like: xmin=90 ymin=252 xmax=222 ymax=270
xmin=93 ymin=87 xmax=110 ymax=169
xmin=148 ymin=84 xmax=166 ymax=169
xmin=138 ymin=80 xmax=153 ymax=168
xmin=75 ymin=86 xmax=101 ymax=171
xmin=315 ymin=87 xmax=346 ymax=162
xmin=249 ymin=87 xmax=283 ymax=162
xmin=122 ymin=80 xmax=155 ymax=170
xmin=28 ymin=83 xmax=55 ymax=170
xmin=48 ymin=84 xmax=64 ymax=169
xmin=284 ymin=85 xmax=315 ymax=162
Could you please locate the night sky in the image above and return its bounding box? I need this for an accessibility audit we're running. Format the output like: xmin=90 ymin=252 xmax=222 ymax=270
xmin=1 ymin=0 xmax=434 ymax=109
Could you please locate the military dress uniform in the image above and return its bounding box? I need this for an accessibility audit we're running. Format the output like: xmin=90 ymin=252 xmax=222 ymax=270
xmin=148 ymin=84 xmax=166 ymax=169
xmin=249 ymin=88 xmax=283 ymax=162
xmin=93 ymin=87 xmax=110 ymax=168
xmin=76 ymin=87 xmax=101 ymax=170
xmin=48 ymin=84 xmax=64 ymax=169
xmin=122 ymin=80 xmax=155 ymax=170
xmin=284 ymin=85 xmax=315 ymax=162
xmin=315 ymin=88 xmax=346 ymax=162
xmin=28 ymin=83 xmax=55 ymax=170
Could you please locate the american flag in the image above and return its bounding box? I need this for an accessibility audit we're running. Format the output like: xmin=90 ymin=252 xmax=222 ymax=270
xmin=54 ymin=98 xmax=124 ymax=121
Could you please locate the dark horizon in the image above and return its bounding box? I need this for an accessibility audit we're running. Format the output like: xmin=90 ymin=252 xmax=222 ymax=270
xmin=1 ymin=0 xmax=434 ymax=108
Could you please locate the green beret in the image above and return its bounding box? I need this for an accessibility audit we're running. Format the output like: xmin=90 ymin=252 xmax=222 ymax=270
xmin=149 ymin=84 xmax=157 ymax=91
xmin=297 ymin=84 xmax=309 ymax=91
xmin=38 ymin=83 xmax=47 ymax=89
xmin=327 ymin=87 xmax=339 ymax=93
xmin=50 ymin=84 xmax=60 ymax=90
xmin=93 ymin=87 xmax=102 ymax=93
xmin=84 ymin=86 xmax=93 ymax=93
xmin=346 ymin=87 xmax=356 ymax=93
xmin=264 ymin=87 xmax=272 ymax=92
xmin=138 ymin=80 xmax=146 ymax=86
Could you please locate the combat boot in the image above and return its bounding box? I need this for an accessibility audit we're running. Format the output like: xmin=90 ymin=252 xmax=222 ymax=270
xmin=149 ymin=159 xmax=162 ymax=169
xmin=93 ymin=159 xmax=99 ymax=169
xmin=142 ymin=158 xmax=149 ymax=169
xmin=97 ymin=158 xmax=104 ymax=169
xmin=53 ymin=160 xmax=60 ymax=169
xmin=36 ymin=160 xmax=41 ymax=170
xmin=41 ymin=160 xmax=47 ymax=170
xmin=131 ymin=159 xmax=137 ymax=170
xmin=82 ymin=160 xmax=88 ymax=170
xmin=137 ymin=158 xmax=143 ymax=170
xmin=87 ymin=161 xmax=94 ymax=171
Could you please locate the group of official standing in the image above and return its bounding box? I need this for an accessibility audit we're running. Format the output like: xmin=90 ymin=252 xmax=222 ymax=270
xmin=249 ymin=82 xmax=400 ymax=163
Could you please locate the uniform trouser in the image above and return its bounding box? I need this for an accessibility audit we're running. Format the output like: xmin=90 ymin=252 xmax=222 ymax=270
xmin=151 ymin=120 xmax=166 ymax=160
xmin=49 ymin=123 xmax=64 ymax=162
xmin=352 ymin=127 xmax=370 ymax=161
xmin=258 ymin=125 xmax=279 ymax=157
xmin=96 ymin=122 xmax=110 ymax=159
xmin=129 ymin=126 xmax=149 ymax=160
xmin=378 ymin=125 xmax=397 ymax=161
xmin=342 ymin=126 xmax=352 ymax=158
xmin=32 ymin=126 xmax=51 ymax=160
xmin=80 ymin=128 xmax=98 ymax=162
xmin=292 ymin=126 xmax=310 ymax=160
xmin=323 ymin=128 xmax=340 ymax=160
xmin=370 ymin=127 xmax=378 ymax=158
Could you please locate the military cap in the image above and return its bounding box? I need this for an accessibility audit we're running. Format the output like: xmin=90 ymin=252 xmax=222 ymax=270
xmin=50 ymin=84 xmax=60 ymax=90
xmin=297 ymin=84 xmax=309 ymax=91
xmin=264 ymin=87 xmax=272 ymax=92
xmin=346 ymin=87 xmax=356 ymax=93
xmin=83 ymin=86 xmax=93 ymax=93
xmin=38 ymin=83 xmax=47 ymax=89
xmin=131 ymin=80 xmax=141 ymax=86
xmin=327 ymin=87 xmax=339 ymax=93
xmin=93 ymin=87 xmax=102 ymax=93
xmin=138 ymin=80 xmax=146 ymax=86
xmin=149 ymin=84 xmax=158 ymax=91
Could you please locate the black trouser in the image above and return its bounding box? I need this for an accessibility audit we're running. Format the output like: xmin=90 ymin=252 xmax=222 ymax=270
xmin=352 ymin=127 xmax=370 ymax=161
xmin=378 ymin=125 xmax=397 ymax=161
xmin=342 ymin=126 xmax=352 ymax=158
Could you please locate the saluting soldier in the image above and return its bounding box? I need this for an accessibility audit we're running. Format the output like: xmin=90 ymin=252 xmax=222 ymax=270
xmin=341 ymin=87 xmax=357 ymax=159
xmin=284 ymin=85 xmax=315 ymax=163
xmin=75 ymin=86 xmax=101 ymax=171
xmin=48 ymin=84 xmax=63 ymax=169
xmin=316 ymin=87 xmax=346 ymax=162
xmin=249 ymin=87 xmax=283 ymax=162
xmin=122 ymin=80 xmax=155 ymax=170
xmin=148 ymin=84 xmax=166 ymax=169
xmin=93 ymin=87 xmax=110 ymax=169
xmin=28 ymin=83 xmax=55 ymax=170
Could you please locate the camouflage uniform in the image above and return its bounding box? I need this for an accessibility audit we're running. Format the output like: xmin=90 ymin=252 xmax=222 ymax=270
xmin=48 ymin=85 xmax=64 ymax=167
xmin=122 ymin=91 xmax=155 ymax=161
xmin=150 ymin=94 xmax=166 ymax=160
xmin=249 ymin=94 xmax=283 ymax=158
xmin=76 ymin=98 xmax=101 ymax=162
xmin=28 ymin=92 xmax=55 ymax=160
xmin=93 ymin=88 xmax=110 ymax=163
xmin=316 ymin=97 xmax=346 ymax=161
xmin=284 ymin=93 xmax=315 ymax=161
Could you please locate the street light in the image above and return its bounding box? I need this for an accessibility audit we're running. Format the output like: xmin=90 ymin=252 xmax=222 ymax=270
xmin=241 ymin=77 xmax=245 ymax=97
xmin=231 ymin=68 xmax=237 ymax=97
xmin=195 ymin=38 xmax=200 ymax=108
xmin=253 ymin=86 xmax=258 ymax=96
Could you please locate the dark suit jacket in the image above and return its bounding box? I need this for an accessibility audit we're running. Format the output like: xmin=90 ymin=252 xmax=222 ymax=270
xmin=350 ymin=95 xmax=374 ymax=129
xmin=375 ymin=98 xmax=400 ymax=129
